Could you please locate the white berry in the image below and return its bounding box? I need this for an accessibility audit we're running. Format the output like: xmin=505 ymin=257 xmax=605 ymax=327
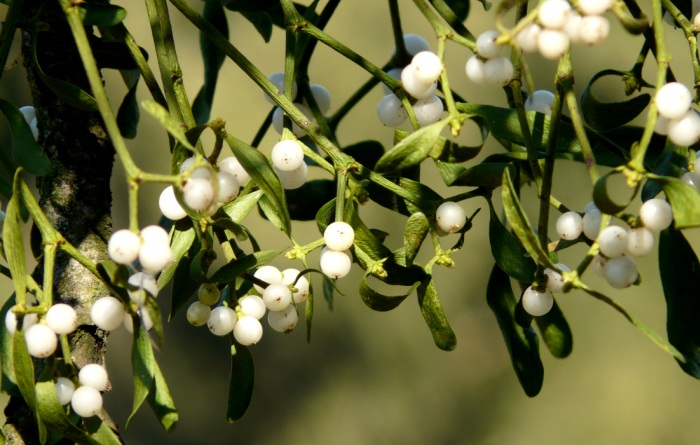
xmin=207 ymin=306 xmax=237 ymax=336
xmin=272 ymin=104 xmax=313 ymax=137
xmin=45 ymin=304 xmax=78 ymax=335
xmin=639 ymin=198 xmax=673 ymax=231
xmin=91 ymin=297 xmax=125 ymax=331
xmin=187 ymin=301 xmax=212 ymax=327
xmin=309 ymin=84 xmax=331 ymax=114
xmin=159 ymin=186 xmax=187 ymax=220
xmin=238 ymin=295 xmax=266 ymax=319
xmin=626 ymin=227 xmax=655 ymax=256
xmin=219 ymin=156 xmax=251 ymax=187
xmin=483 ymin=57 xmax=514 ymax=86
xmin=579 ymin=0 xmax=612 ymax=15
xmin=411 ymin=51 xmax=443 ymax=83
xmin=401 ymin=64 xmax=438 ymax=100
xmin=233 ymin=316 xmax=263 ymax=345
xmin=377 ymin=94 xmax=408 ymax=126
xmin=582 ymin=208 xmax=603 ymax=240
xmin=522 ymin=286 xmax=554 ymax=316
xmin=545 ymin=263 xmax=570 ymax=293
xmin=138 ymin=242 xmax=173 ymax=274
xmin=382 ymin=67 xmax=403 ymax=95
xmin=399 ymin=34 xmax=431 ymax=56
xmin=320 ymin=248 xmax=352 ymax=279
xmin=216 ymin=171 xmax=240 ymax=204
xmin=264 ymin=72 xmax=298 ymax=105
xmin=681 ymin=171 xmax=700 ymax=191
xmin=668 ymin=110 xmax=700 ymax=147
xmin=267 ymin=304 xmax=299 ymax=333
xmin=579 ymin=15 xmax=610 ymax=45
xmin=538 ymin=0 xmax=572 ymax=29
xmin=603 ymin=254 xmax=638 ymax=288
xmin=253 ymin=265 xmax=283 ymax=294
xmin=183 ymin=178 xmax=216 ymax=211
xmin=262 ymin=283 xmax=292 ymax=312
xmin=476 ymin=30 xmax=504 ymax=59
xmin=24 ymin=324 xmax=57 ymax=358
xmin=55 ymin=377 xmax=75 ymax=406
xmin=465 ymin=55 xmax=487 ymax=84
xmin=413 ymin=95 xmax=444 ymax=126
xmin=108 ymin=229 xmax=141 ymax=265
xmin=556 ymin=211 xmax=583 ymax=240
xmin=5 ymin=311 xmax=38 ymax=335
xmin=79 ymin=364 xmax=109 ymax=391
xmin=275 ymin=162 xmax=308 ymax=190
xmin=656 ymin=82 xmax=692 ymax=120
xmin=324 ymin=221 xmax=355 ymax=251
xmin=71 ymin=386 xmax=102 ymax=418
xmin=515 ymin=23 xmax=542 ymax=52
xmin=436 ymin=202 xmax=467 ymax=233
xmin=281 ymin=268 xmax=310 ymax=303
xmin=525 ymin=90 xmax=556 ymax=115
xmin=537 ymin=29 xmax=570 ymax=60
xmin=128 ymin=272 xmax=159 ymax=306
xmin=598 ymin=225 xmax=629 ymax=258
xmin=123 ymin=310 xmax=153 ymax=333
xmin=271 ymin=140 xmax=305 ymax=172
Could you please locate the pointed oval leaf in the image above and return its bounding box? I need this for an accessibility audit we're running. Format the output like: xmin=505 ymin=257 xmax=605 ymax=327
xmin=437 ymin=161 xmax=511 ymax=188
xmin=486 ymin=265 xmax=544 ymax=396
xmin=417 ymin=277 xmax=456 ymax=351
xmin=403 ymin=212 xmax=429 ymax=266
xmin=4 ymin=183 xmax=27 ymax=305
xmin=375 ymin=120 xmax=449 ymax=173
xmin=647 ymin=174 xmax=700 ymax=229
xmin=210 ymin=250 xmax=283 ymax=284
xmin=1 ymin=296 xmax=19 ymax=396
xmin=359 ymin=273 xmax=416 ymax=311
xmin=534 ymin=300 xmax=573 ymax=358
xmin=580 ymin=70 xmax=651 ymax=131
xmin=488 ymin=201 xmax=536 ymax=282
xmin=659 ymin=229 xmax=700 ymax=378
xmin=0 ymin=100 xmax=51 ymax=176
xmin=240 ymin=10 xmax=273 ymax=42
xmin=223 ymin=189 xmax=263 ymax=223
xmin=127 ymin=322 xmax=155 ymax=427
xmin=79 ymin=3 xmax=127 ymax=26
xmin=147 ymin=361 xmax=178 ymax=431
xmin=117 ymin=84 xmax=140 ymax=139
xmin=13 ymin=327 xmax=47 ymax=442
xmin=227 ymin=343 xmax=254 ymax=422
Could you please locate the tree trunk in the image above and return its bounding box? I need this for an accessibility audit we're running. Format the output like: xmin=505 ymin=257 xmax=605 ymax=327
xmin=2 ymin=0 xmax=117 ymax=442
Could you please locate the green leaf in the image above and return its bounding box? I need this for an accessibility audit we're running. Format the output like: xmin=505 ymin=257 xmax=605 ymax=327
xmin=240 ymin=11 xmax=273 ymax=42
xmin=403 ymin=212 xmax=429 ymax=267
xmin=142 ymin=100 xmax=196 ymax=152
xmin=534 ymin=300 xmax=573 ymax=358
xmin=487 ymin=201 xmax=537 ymax=283
xmin=210 ymin=250 xmax=283 ymax=284
xmin=223 ymin=189 xmax=263 ymax=223
xmin=259 ymin=194 xmax=290 ymax=234
xmin=375 ymin=120 xmax=449 ymax=173
xmin=13 ymin=326 xmax=47 ymax=443
xmin=0 ymin=296 xmax=19 ymax=396
xmin=167 ymin=234 xmax=201 ymax=320
xmin=0 ymin=100 xmax=51 ymax=176
xmin=641 ymin=143 xmax=685 ymax=201
xmin=117 ymin=73 xmax=140 ymax=139
xmin=193 ymin=0 xmax=229 ymax=125
xmin=501 ymin=168 xmax=556 ymax=270
xmin=580 ymin=70 xmax=651 ymax=131
xmin=157 ymin=220 xmax=196 ymax=291
xmin=36 ymin=380 xmax=122 ymax=445
xmin=359 ymin=273 xmax=417 ymax=311
xmin=646 ymin=174 xmax=700 ymax=229
xmin=33 ymin=43 xmax=98 ymax=112
xmin=79 ymin=3 xmax=127 ymax=26
xmin=4 ymin=180 xmax=27 ymax=305
xmin=659 ymin=229 xmax=700 ymax=378
xmin=147 ymin=361 xmax=178 ymax=431
xmin=436 ymin=161 xmax=511 ymax=188
xmin=227 ymin=343 xmax=254 ymax=422
xmin=486 ymin=265 xmax=544 ymax=397
xmin=127 ymin=321 xmax=155 ymax=427
xmin=417 ymin=276 xmax=456 ymax=351
xmin=225 ymin=135 xmax=290 ymax=234
xmin=593 ymin=169 xmax=639 ymax=215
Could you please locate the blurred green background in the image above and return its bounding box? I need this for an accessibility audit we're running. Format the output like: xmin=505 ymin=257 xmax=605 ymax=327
xmin=3 ymin=0 xmax=700 ymax=443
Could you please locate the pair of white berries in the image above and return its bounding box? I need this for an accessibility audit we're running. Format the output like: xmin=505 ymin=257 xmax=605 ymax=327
xmin=108 ymin=225 xmax=173 ymax=274
xmin=271 ymin=139 xmax=308 ymax=190
xmin=466 ymin=30 xmax=515 ymax=86
xmin=55 ymin=364 xmax=109 ymax=418
xmin=320 ymin=222 xmax=355 ymax=279
xmin=654 ymin=82 xmax=700 ymax=148
xmin=266 ymin=72 xmax=331 ymax=138
xmin=377 ymin=50 xmax=445 ymax=128
xmin=6 ymin=303 xmax=78 ymax=358
xmin=516 ymin=0 xmax=611 ymax=60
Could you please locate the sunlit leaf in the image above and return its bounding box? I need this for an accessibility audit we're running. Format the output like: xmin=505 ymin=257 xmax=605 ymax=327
xmin=403 ymin=212 xmax=429 ymax=266
xmin=0 ymin=297 xmax=19 ymax=396
xmin=147 ymin=361 xmax=179 ymax=431
xmin=223 ymin=189 xmax=263 ymax=223
xmin=659 ymin=229 xmax=700 ymax=378
xmin=417 ymin=276 xmax=456 ymax=351
xmin=486 ymin=265 xmax=543 ymax=396
xmin=375 ymin=120 xmax=449 ymax=173
xmin=13 ymin=327 xmax=47 ymax=442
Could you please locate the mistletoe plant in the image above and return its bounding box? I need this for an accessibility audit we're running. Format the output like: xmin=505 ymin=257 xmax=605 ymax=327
xmin=0 ymin=0 xmax=699 ymax=442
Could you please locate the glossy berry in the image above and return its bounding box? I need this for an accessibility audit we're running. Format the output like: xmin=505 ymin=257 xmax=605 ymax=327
xmin=159 ymin=186 xmax=187 ymax=220
xmin=233 ymin=316 xmax=263 ymax=345
xmin=5 ymin=311 xmax=38 ymax=335
xmin=187 ymin=301 xmax=211 ymax=327
xmin=320 ymin=248 xmax=352 ymax=279
xmin=377 ymin=94 xmax=408 ymax=126
xmin=275 ymin=162 xmax=308 ymax=190
xmin=522 ymin=286 xmax=554 ymax=316
xmin=272 ymin=103 xmax=313 ymax=137
xmin=564 ymin=14 xmax=583 ymax=43
xmin=545 ymin=263 xmax=570 ymax=293
xmin=603 ymin=254 xmax=638 ymax=288
xmin=267 ymin=304 xmax=299 ymax=333
xmin=79 ymin=364 xmax=109 ymax=391
xmin=71 ymin=386 xmax=103 ymax=418
xmin=483 ymin=57 xmax=514 ymax=86
xmin=262 ymin=283 xmax=293 ymax=312
xmin=253 ymin=265 xmax=283 ymax=293
xmin=537 ymin=29 xmax=570 ymax=60
xmin=465 ymin=55 xmax=487 ymax=84
xmin=524 ymin=90 xmax=556 ymax=115
xmin=579 ymin=0 xmax=613 ymax=15
xmin=579 ymin=15 xmax=610 ymax=45
xmin=55 ymin=377 xmax=75 ymax=406
xmin=207 ymin=306 xmax=237 ymax=336
xmin=436 ymin=201 xmax=467 ymax=233
xmin=476 ymin=30 xmax=504 ymax=59
xmin=108 ymin=229 xmax=141 ymax=265
xmin=218 ymin=156 xmax=251 ymax=186
xmin=626 ymin=227 xmax=655 ymax=257
xmin=656 ymin=82 xmax=692 ymax=120
xmin=667 ymin=110 xmax=700 ymax=147
xmin=265 ymin=72 xmax=298 ymax=105
xmin=24 ymin=324 xmax=58 ymax=358
xmin=271 ymin=140 xmax=305 ymax=172
xmin=309 ymin=84 xmax=331 ymax=114
xmin=216 ymin=171 xmax=240 ymax=204
xmin=582 ymin=208 xmax=603 ymax=240
xmin=411 ymin=51 xmax=443 ymax=84
xmin=281 ymin=268 xmax=310 ymax=303
xmin=515 ymin=23 xmax=542 ymax=52
xmin=401 ymin=65 xmax=438 ymax=100
xmin=138 ymin=242 xmax=173 ymax=274
xmin=382 ymin=67 xmax=403 ymax=95
xmin=639 ymin=198 xmax=673 ymax=231
xmin=324 ymin=221 xmax=355 ymax=251
xmin=681 ymin=171 xmax=700 ymax=191
xmin=198 ymin=283 xmax=220 ymax=306
xmin=597 ymin=225 xmax=629 ymax=258
xmin=91 ymin=297 xmax=125 ymax=331
xmin=46 ymin=304 xmax=78 ymax=335
xmin=238 ymin=295 xmax=266 ymax=320
xmin=591 ymin=254 xmax=607 ymax=276
xmin=556 ymin=211 xmax=583 ymax=240
xmin=538 ymin=0 xmax=572 ymax=29
xmin=183 ymin=178 xmax=216 ymax=211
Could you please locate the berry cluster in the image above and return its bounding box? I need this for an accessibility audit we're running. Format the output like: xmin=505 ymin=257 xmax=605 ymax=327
xmin=55 ymin=364 xmax=109 ymax=418
xmin=5 ymin=303 xmax=78 ymax=358
xmin=466 ymin=30 xmax=515 ymax=86
xmin=515 ymin=0 xmax=611 ymax=60
xmin=270 ymin=139 xmax=308 ymax=190
xmin=654 ymin=82 xmax=700 ymax=147
xmin=320 ymin=221 xmax=355 ymax=279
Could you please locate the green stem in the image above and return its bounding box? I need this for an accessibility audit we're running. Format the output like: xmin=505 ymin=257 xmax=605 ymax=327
xmin=564 ymin=89 xmax=600 ymax=183
xmin=430 ymin=0 xmax=476 ymax=48
xmin=389 ymin=0 xmax=411 ymax=66
xmin=40 ymin=243 xmax=56 ymax=307
xmin=128 ymin=181 xmax=140 ymax=232
xmin=335 ymin=171 xmax=348 ymax=222
xmin=412 ymin=0 xmax=452 ymax=38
